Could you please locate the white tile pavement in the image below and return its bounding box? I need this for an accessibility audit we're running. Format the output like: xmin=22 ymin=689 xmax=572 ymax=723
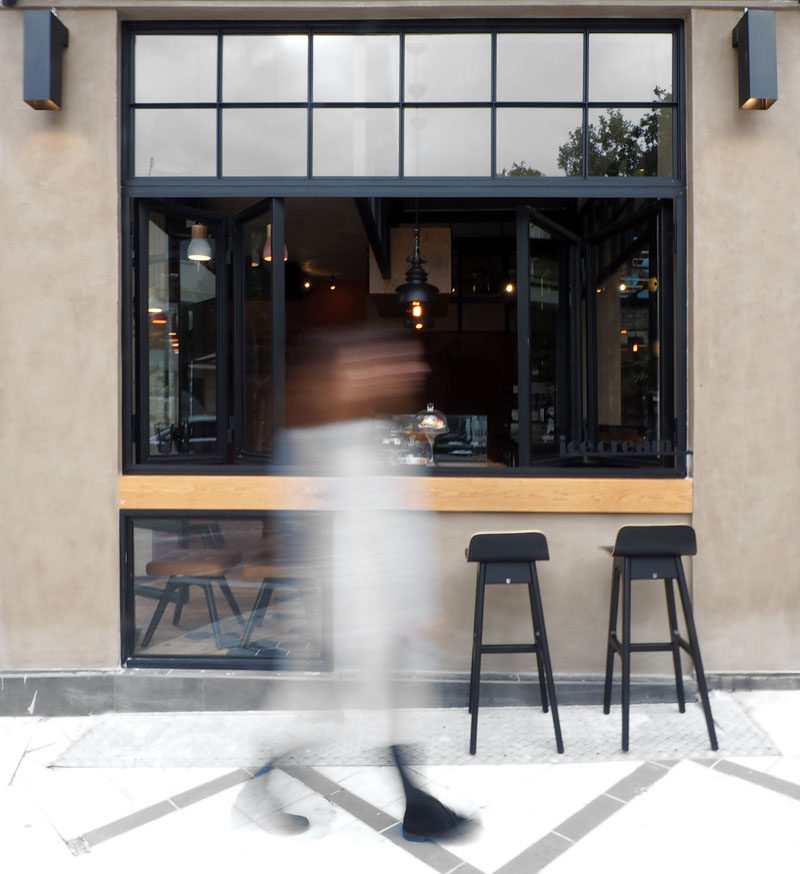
xmin=1 ymin=690 xmax=799 ymax=874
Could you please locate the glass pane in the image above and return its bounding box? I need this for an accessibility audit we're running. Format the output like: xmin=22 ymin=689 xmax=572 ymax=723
xmin=312 ymin=109 xmax=399 ymax=176
xmin=313 ymin=35 xmax=399 ymax=102
xmin=404 ymin=34 xmax=491 ymax=102
xmin=589 ymin=33 xmax=673 ymax=102
xmin=129 ymin=515 xmax=326 ymax=665
xmin=135 ymin=109 xmax=216 ymax=177
xmin=497 ymin=33 xmax=584 ymax=101
xmin=529 ymin=248 xmax=561 ymax=451
xmin=135 ymin=34 xmax=217 ymax=103
xmin=496 ymin=108 xmax=583 ymax=177
xmin=240 ymin=209 xmax=273 ymax=457
xmin=404 ymin=108 xmax=490 ymax=176
xmin=594 ymin=234 xmax=660 ymax=447
xmin=223 ymin=109 xmax=308 ymax=176
xmin=146 ymin=211 xmax=218 ymax=458
xmin=587 ymin=107 xmax=673 ymax=177
xmin=223 ymin=34 xmax=308 ymax=102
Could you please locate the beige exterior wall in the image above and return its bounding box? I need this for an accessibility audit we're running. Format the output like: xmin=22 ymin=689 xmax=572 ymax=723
xmin=0 ymin=10 xmax=121 ymax=669
xmin=689 ymin=8 xmax=800 ymax=672
xmin=0 ymin=2 xmax=798 ymax=678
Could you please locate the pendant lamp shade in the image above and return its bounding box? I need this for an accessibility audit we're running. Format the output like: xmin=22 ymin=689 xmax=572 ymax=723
xmin=187 ymin=223 xmax=212 ymax=262
xmin=395 ymin=225 xmax=439 ymax=306
xmin=262 ymin=224 xmax=288 ymax=263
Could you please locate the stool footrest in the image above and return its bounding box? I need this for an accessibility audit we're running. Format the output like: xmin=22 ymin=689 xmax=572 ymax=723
xmin=480 ymin=644 xmax=537 ymax=655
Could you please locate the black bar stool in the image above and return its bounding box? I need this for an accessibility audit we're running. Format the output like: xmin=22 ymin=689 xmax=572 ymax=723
xmin=466 ymin=531 xmax=564 ymax=755
xmin=603 ymin=525 xmax=718 ymax=752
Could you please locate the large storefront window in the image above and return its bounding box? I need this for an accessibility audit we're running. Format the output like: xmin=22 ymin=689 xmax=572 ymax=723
xmin=123 ymin=21 xmax=686 ymax=474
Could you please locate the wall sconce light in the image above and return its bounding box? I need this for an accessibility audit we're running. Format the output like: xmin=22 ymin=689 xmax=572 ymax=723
xmin=329 ymin=276 xmax=336 ymax=291
xmin=24 ymin=10 xmax=69 ymax=110
xmin=187 ymin=223 xmax=212 ymax=262
xmin=732 ymin=9 xmax=777 ymax=110
xmin=262 ymin=224 xmax=288 ymax=263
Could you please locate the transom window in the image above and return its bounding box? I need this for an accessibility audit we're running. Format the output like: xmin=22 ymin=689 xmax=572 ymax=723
xmin=129 ymin=24 xmax=678 ymax=180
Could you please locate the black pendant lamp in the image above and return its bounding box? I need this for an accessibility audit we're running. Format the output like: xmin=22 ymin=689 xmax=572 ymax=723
xmin=396 ymin=208 xmax=439 ymax=325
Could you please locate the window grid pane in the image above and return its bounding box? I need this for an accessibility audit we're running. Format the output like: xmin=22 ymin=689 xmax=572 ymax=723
xmin=130 ymin=26 xmax=678 ymax=181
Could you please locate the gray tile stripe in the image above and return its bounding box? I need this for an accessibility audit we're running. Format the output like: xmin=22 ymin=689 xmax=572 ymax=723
xmin=285 ymin=765 xmax=479 ymax=874
xmin=73 ymin=768 xmax=252 ymax=852
xmin=494 ymin=761 xmax=674 ymax=874
xmin=703 ymin=758 xmax=800 ymax=801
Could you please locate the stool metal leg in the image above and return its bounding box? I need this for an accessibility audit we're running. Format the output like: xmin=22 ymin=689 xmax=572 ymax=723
xmin=675 ymin=563 xmax=718 ymax=751
xmin=527 ymin=575 xmax=549 ymax=714
xmin=141 ymin=578 xmax=180 ymax=648
xmin=240 ymin=582 xmax=275 ymax=647
xmin=603 ymin=564 xmax=622 ymax=714
xmin=217 ymin=580 xmax=245 ymax=628
xmin=664 ymin=577 xmax=686 ymax=713
xmin=529 ymin=571 xmax=564 ymax=754
xmin=469 ymin=571 xmax=486 ymax=755
xmin=468 ymin=566 xmax=485 ymax=717
xmin=621 ymin=560 xmax=632 ymax=752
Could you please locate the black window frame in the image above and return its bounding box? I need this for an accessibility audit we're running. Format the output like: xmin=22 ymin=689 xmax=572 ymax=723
xmin=121 ymin=19 xmax=687 ymax=478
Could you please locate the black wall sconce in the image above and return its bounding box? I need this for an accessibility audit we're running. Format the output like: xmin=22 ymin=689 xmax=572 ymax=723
xmin=24 ymin=10 xmax=69 ymax=110
xmin=732 ymin=9 xmax=777 ymax=110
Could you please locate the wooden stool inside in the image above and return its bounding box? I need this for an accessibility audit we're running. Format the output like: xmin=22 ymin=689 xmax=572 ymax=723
xmin=140 ymin=548 xmax=243 ymax=650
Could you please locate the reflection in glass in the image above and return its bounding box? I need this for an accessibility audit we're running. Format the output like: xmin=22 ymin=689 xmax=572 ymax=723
xmin=241 ymin=210 xmax=273 ymax=457
xmin=135 ymin=109 xmax=216 ymax=177
xmin=497 ymin=33 xmax=584 ymax=101
xmin=146 ymin=211 xmax=218 ymax=459
xmin=129 ymin=515 xmax=325 ymax=665
xmin=594 ymin=235 xmax=660 ymax=445
xmin=404 ymin=108 xmax=490 ymax=176
xmin=135 ymin=34 xmax=218 ymax=103
xmin=312 ymin=109 xmax=398 ymax=176
xmin=496 ymin=108 xmax=583 ymax=177
xmin=313 ymin=35 xmax=399 ymax=102
xmin=404 ymin=33 xmax=491 ymax=102
xmin=223 ymin=109 xmax=308 ymax=176
xmin=586 ymin=107 xmax=673 ymax=177
xmin=589 ymin=33 xmax=673 ymax=102
xmin=223 ymin=34 xmax=308 ymax=102
xmin=529 ymin=249 xmax=561 ymax=449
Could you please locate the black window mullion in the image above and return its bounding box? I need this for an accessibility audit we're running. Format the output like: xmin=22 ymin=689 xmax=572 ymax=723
xmin=516 ymin=206 xmax=531 ymax=467
xmin=307 ymin=33 xmax=314 ymax=178
xmin=399 ymin=31 xmax=405 ymax=177
xmin=271 ymin=198 xmax=286 ymax=434
xmin=490 ymin=31 xmax=497 ymax=178
xmin=216 ymin=30 xmax=223 ymax=179
xmin=582 ymin=28 xmax=590 ymax=178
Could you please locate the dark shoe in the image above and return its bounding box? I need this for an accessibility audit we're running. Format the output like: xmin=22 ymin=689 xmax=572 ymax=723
xmin=390 ymin=745 xmax=475 ymax=843
xmin=402 ymin=787 xmax=474 ymax=842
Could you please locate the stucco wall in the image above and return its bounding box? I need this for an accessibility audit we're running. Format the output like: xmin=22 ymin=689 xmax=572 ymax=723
xmin=689 ymin=9 xmax=800 ymax=672
xmin=1 ymin=3 xmax=798 ymax=679
xmin=0 ymin=10 xmax=121 ymax=669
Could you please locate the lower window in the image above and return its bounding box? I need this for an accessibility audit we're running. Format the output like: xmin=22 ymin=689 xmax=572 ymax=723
xmin=122 ymin=512 xmax=331 ymax=669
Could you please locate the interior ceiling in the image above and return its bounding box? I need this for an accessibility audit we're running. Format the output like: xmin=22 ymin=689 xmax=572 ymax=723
xmin=286 ymin=198 xmax=369 ymax=285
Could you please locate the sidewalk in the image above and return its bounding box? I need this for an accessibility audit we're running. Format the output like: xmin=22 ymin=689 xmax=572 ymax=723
xmin=3 ymin=689 xmax=800 ymax=872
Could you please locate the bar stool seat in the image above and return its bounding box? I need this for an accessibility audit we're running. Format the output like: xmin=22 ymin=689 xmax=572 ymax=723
xmin=603 ymin=525 xmax=718 ymax=751
xmin=466 ymin=531 xmax=563 ymax=755
xmin=140 ymin=548 xmax=243 ymax=649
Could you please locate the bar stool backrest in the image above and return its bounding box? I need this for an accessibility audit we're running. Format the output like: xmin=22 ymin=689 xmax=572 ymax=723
xmin=612 ymin=525 xmax=696 ymax=558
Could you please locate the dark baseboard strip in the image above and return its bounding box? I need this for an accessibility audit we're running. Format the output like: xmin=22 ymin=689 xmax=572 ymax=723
xmin=2 ymin=670 xmax=799 ymax=717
